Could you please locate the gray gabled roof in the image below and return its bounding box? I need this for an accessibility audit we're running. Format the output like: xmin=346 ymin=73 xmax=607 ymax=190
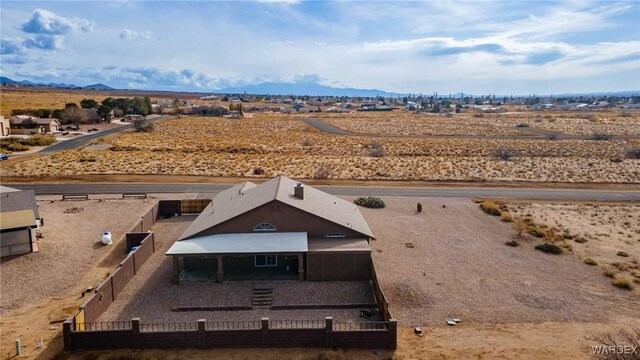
xmin=0 ymin=186 xmax=40 ymax=218
xmin=179 ymin=176 xmax=374 ymax=240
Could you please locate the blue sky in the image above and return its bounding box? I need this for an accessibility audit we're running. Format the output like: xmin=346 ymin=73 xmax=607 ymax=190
xmin=1 ymin=0 xmax=639 ymax=95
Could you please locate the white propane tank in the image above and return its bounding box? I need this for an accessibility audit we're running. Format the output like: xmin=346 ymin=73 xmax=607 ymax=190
xmin=101 ymin=231 xmax=112 ymax=245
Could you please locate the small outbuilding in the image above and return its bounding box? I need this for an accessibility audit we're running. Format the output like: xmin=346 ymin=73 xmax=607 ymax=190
xmin=0 ymin=185 xmax=41 ymax=257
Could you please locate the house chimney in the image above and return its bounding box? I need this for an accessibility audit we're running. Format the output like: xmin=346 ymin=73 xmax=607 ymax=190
xmin=294 ymin=183 xmax=304 ymax=200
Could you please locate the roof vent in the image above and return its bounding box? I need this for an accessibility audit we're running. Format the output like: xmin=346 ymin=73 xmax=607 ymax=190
xmin=294 ymin=183 xmax=304 ymax=200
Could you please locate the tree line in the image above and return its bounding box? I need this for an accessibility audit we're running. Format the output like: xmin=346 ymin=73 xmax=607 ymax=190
xmin=10 ymin=96 xmax=153 ymax=128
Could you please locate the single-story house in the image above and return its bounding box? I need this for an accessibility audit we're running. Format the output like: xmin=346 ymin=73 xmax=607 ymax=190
xmin=9 ymin=115 xmax=60 ymax=134
xmin=0 ymin=116 xmax=10 ymax=136
xmin=0 ymin=185 xmax=41 ymax=257
xmin=167 ymin=176 xmax=374 ymax=283
xmin=193 ymin=105 xmax=229 ymax=116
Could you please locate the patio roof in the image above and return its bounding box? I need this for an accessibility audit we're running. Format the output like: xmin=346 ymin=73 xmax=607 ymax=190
xmin=166 ymin=232 xmax=308 ymax=256
xmin=307 ymin=238 xmax=371 ymax=253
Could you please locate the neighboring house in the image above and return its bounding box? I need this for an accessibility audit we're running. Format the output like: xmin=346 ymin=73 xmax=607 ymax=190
xmin=9 ymin=115 xmax=60 ymax=134
xmin=0 ymin=116 xmax=10 ymax=136
xmin=193 ymin=105 xmax=229 ymax=116
xmin=0 ymin=185 xmax=41 ymax=257
xmin=167 ymin=176 xmax=374 ymax=283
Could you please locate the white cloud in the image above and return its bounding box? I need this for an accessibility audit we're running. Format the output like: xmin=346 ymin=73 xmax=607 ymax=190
xmin=120 ymin=29 xmax=152 ymax=41
xmin=21 ymin=8 xmax=93 ymax=35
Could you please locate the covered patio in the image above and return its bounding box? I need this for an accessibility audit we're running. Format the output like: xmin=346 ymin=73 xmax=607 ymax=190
xmin=166 ymin=232 xmax=308 ymax=283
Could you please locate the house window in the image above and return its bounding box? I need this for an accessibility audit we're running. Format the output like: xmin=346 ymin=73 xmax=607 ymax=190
xmin=254 ymin=255 xmax=277 ymax=267
xmin=326 ymin=232 xmax=346 ymax=238
xmin=254 ymin=223 xmax=276 ymax=231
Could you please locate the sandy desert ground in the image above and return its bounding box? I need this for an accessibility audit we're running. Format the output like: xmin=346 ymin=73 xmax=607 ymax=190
xmin=2 ymin=195 xmax=640 ymax=359
xmin=2 ymin=113 xmax=639 ymax=183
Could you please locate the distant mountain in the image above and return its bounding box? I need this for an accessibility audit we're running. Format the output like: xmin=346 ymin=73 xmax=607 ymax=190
xmin=0 ymin=76 xmax=114 ymax=90
xmin=216 ymin=81 xmax=406 ymax=97
xmin=84 ymin=83 xmax=113 ymax=90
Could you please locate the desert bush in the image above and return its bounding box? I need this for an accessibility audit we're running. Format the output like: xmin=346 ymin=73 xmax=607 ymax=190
xmin=22 ymin=134 xmax=56 ymax=146
xmin=367 ymin=142 xmax=386 ymax=157
xmin=526 ymin=226 xmax=545 ymax=238
xmin=515 ymin=123 xmax=529 ymax=127
xmin=301 ymin=139 xmax=315 ymax=147
xmin=493 ymin=146 xmax=517 ymax=161
xmin=534 ymin=243 xmax=562 ymax=254
xmin=584 ymin=258 xmax=598 ymax=266
xmin=472 ymin=111 xmax=484 ymax=117
xmin=618 ymin=111 xmax=633 ymax=117
xmin=590 ymin=133 xmax=611 ymax=141
xmin=626 ymin=148 xmax=640 ymax=160
xmin=133 ymin=118 xmax=154 ymax=132
xmin=313 ymin=165 xmax=333 ymax=179
xmin=505 ymin=240 xmax=519 ymax=247
xmin=417 ymin=202 xmax=422 ymax=213
xmin=611 ymin=277 xmax=632 ymax=290
xmin=252 ymin=167 xmax=265 ymax=175
xmin=479 ymin=200 xmax=502 ymax=216
xmin=500 ymin=212 xmax=513 ymax=222
xmin=609 ymin=156 xmax=623 ymax=163
xmin=546 ymin=133 xmax=558 ymax=140
xmin=354 ymin=196 xmax=386 ymax=208
xmin=584 ymin=326 xmax=640 ymax=360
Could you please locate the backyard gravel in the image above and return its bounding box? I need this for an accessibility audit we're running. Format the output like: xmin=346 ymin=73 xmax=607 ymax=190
xmin=99 ymin=217 xmax=379 ymax=324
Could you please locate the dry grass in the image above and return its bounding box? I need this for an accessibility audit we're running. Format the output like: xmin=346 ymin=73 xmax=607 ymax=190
xmin=3 ymin=113 xmax=639 ymax=183
xmin=508 ymin=203 xmax=640 ymax=292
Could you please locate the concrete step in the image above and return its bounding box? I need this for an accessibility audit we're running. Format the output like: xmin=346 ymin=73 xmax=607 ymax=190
xmin=252 ymin=288 xmax=273 ymax=309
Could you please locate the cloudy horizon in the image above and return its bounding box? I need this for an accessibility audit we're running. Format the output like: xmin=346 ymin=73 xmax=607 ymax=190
xmin=1 ymin=1 xmax=639 ymax=95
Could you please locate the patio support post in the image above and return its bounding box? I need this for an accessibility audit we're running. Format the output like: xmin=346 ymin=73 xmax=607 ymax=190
xmin=171 ymin=256 xmax=180 ymax=284
xmin=297 ymin=253 xmax=304 ymax=281
xmin=216 ymin=255 xmax=224 ymax=282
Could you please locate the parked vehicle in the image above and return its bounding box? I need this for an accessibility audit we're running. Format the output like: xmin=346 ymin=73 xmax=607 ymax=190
xmin=0 ymin=153 xmax=9 ymax=161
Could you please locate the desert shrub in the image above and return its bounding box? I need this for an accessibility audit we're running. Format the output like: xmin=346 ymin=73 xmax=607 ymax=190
xmin=479 ymin=201 xmax=501 ymax=216
xmin=590 ymin=133 xmax=611 ymax=141
xmin=0 ymin=141 xmax=29 ymax=152
xmin=546 ymin=133 xmax=558 ymax=140
xmin=611 ymin=277 xmax=632 ymax=290
xmin=505 ymin=240 xmax=519 ymax=247
xmin=515 ymin=123 xmax=529 ymax=127
xmin=626 ymin=147 xmax=640 ymax=160
xmin=472 ymin=111 xmax=484 ymax=117
xmin=22 ymin=134 xmax=56 ymax=146
xmin=584 ymin=258 xmax=598 ymax=266
xmin=252 ymin=167 xmax=265 ymax=175
xmin=603 ymin=268 xmax=617 ymax=278
xmin=609 ymin=156 xmax=623 ymax=163
xmin=367 ymin=142 xmax=386 ymax=157
xmin=133 ymin=118 xmax=154 ymax=132
xmin=301 ymin=139 xmax=315 ymax=147
xmin=493 ymin=146 xmax=517 ymax=161
xmin=314 ymin=165 xmax=333 ymax=179
xmin=417 ymin=202 xmax=422 ymax=213
xmin=584 ymin=326 xmax=640 ymax=360
xmin=534 ymin=243 xmax=562 ymax=254
xmin=354 ymin=196 xmax=386 ymax=208
xmin=526 ymin=226 xmax=545 ymax=238
xmin=618 ymin=111 xmax=633 ymax=117
xmin=500 ymin=212 xmax=513 ymax=222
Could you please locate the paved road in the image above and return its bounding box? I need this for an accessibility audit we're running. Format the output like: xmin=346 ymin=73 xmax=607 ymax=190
xmin=5 ymin=183 xmax=639 ymax=201
xmin=36 ymin=115 xmax=173 ymax=155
